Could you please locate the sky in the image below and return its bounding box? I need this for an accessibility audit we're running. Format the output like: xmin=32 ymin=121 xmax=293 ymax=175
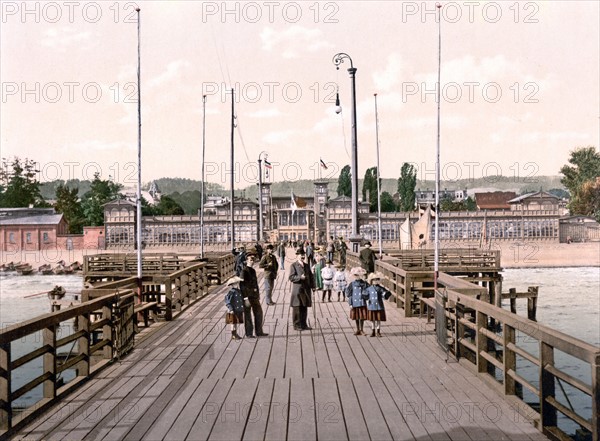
xmin=1 ymin=1 xmax=599 ymax=190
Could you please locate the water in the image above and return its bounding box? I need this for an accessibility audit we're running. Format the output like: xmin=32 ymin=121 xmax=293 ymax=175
xmin=501 ymin=267 xmax=599 ymax=437
xmin=0 ymin=272 xmax=83 ymax=408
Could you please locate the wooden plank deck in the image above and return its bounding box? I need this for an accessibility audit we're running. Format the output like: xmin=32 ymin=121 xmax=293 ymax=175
xmin=14 ymin=256 xmax=549 ymax=441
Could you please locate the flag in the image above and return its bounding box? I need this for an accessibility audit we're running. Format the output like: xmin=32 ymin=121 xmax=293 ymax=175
xmin=290 ymin=190 xmax=298 ymax=215
xmin=320 ymin=158 xmax=328 ymax=170
xmin=264 ymin=159 xmax=272 ymax=169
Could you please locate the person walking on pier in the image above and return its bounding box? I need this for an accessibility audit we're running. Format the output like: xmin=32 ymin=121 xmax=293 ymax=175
xmin=346 ymin=267 xmax=369 ymax=335
xmin=276 ymin=240 xmax=286 ymax=270
xmin=359 ymin=241 xmax=377 ymax=275
xmin=240 ymin=251 xmax=268 ymax=338
xmin=259 ymin=244 xmax=279 ymax=306
xmin=365 ymin=272 xmax=392 ymax=337
xmin=338 ymin=237 xmax=348 ymax=266
xmin=224 ymin=276 xmax=244 ymax=340
xmin=289 ymin=248 xmax=315 ymax=331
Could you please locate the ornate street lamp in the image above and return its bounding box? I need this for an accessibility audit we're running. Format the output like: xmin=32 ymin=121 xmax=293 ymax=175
xmin=332 ymin=52 xmax=360 ymax=252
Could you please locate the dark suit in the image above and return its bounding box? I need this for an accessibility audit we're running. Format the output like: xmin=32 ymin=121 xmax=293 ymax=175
xmin=240 ymin=265 xmax=264 ymax=336
xmin=288 ymin=261 xmax=314 ymax=329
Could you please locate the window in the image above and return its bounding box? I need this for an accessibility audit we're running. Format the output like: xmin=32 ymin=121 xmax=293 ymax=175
xmin=43 ymin=232 xmax=50 ymax=243
xmin=8 ymin=232 xmax=15 ymax=244
xmin=26 ymin=233 xmax=32 ymax=244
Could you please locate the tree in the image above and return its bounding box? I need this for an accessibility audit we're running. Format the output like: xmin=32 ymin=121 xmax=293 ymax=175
xmin=362 ymin=166 xmax=379 ymax=212
xmin=155 ymin=195 xmax=185 ymax=215
xmin=560 ymin=146 xmax=600 ymax=215
xmin=0 ymin=157 xmax=47 ymax=207
xmin=397 ymin=162 xmax=417 ymax=212
xmin=80 ymin=173 xmax=123 ymax=226
xmin=54 ymin=183 xmax=85 ymax=233
xmin=337 ymin=165 xmax=351 ymax=197
xmin=570 ymin=177 xmax=600 ymax=222
xmin=380 ymin=191 xmax=397 ymax=212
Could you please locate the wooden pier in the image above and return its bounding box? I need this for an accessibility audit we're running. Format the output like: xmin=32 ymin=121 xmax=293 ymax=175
xmin=1 ymin=249 xmax=598 ymax=440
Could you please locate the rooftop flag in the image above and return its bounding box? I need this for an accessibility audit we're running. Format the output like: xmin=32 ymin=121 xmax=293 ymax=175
xmin=320 ymin=158 xmax=328 ymax=170
xmin=264 ymin=159 xmax=272 ymax=169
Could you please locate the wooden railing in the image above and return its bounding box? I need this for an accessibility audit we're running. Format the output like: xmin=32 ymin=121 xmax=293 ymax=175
xmin=0 ymin=253 xmax=235 ymax=438
xmin=347 ymin=249 xmax=599 ymax=441
xmin=428 ymin=290 xmax=600 ymax=441
xmin=0 ymin=291 xmax=135 ymax=436
xmin=384 ymin=247 xmax=501 ymax=271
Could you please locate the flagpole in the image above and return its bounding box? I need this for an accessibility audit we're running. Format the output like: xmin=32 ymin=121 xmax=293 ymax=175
xmin=200 ymin=94 xmax=206 ymax=259
xmin=230 ymin=88 xmax=235 ymax=251
xmin=374 ymin=93 xmax=383 ymax=259
xmin=434 ymin=3 xmax=442 ymax=291
xmin=135 ymin=7 xmax=142 ymax=302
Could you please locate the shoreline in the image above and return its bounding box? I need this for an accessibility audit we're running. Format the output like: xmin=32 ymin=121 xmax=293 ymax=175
xmin=1 ymin=241 xmax=598 ymax=270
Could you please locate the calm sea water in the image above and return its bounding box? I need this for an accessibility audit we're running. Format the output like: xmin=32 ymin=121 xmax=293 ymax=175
xmin=501 ymin=267 xmax=599 ymax=437
xmin=1 ymin=268 xmax=598 ymax=434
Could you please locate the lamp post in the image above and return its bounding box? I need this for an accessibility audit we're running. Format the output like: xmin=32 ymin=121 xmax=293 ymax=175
xmin=257 ymin=151 xmax=268 ymax=242
xmin=332 ymin=52 xmax=360 ymax=252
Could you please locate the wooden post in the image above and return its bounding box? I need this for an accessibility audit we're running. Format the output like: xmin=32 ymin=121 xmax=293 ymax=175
xmin=405 ymin=273 xmax=412 ymax=317
xmin=102 ymin=305 xmax=112 ymax=359
xmin=504 ymin=323 xmax=516 ymax=396
xmin=78 ymin=313 xmax=90 ymax=377
xmin=540 ymin=342 xmax=557 ymax=430
xmin=165 ymin=280 xmax=173 ymax=321
xmin=527 ymin=286 xmax=538 ymax=321
xmin=592 ymin=352 xmax=599 ymax=441
xmin=509 ymin=288 xmax=517 ymax=314
xmin=476 ymin=311 xmax=488 ymax=374
xmin=0 ymin=342 xmax=10 ymax=430
xmin=42 ymin=326 xmax=56 ymax=400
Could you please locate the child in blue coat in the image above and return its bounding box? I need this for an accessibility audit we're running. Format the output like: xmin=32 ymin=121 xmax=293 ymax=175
xmin=224 ymin=276 xmax=244 ymax=340
xmin=366 ymin=272 xmax=392 ymax=337
xmin=345 ymin=267 xmax=369 ymax=335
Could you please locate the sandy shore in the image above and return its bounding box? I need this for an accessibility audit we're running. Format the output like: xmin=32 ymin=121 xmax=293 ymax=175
xmin=1 ymin=241 xmax=598 ymax=269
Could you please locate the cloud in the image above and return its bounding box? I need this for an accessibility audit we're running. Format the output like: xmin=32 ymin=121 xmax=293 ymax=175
xmin=372 ymin=53 xmax=404 ymax=92
xmin=64 ymin=140 xmax=130 ymax=152
xmin=404 ymin=115 xmax=468 ymax=130
xmin=247 ymin=108 xmax=282 ymax=118
xmin=519 ymin=131 xmax=591 ymax=144
xmin=148 ymin=60 xmax=191 ymax=88
xmin=41 ymin=27 xmax=91 ymax=51
xmin=260 ymin=26 xmax=333 ymax=58
xmin=262 ymin=130 xmax=298 ymax=144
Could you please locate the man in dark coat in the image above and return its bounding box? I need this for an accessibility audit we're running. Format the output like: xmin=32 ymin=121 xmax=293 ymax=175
xmin=288 ymin=248 xmax=315 ymax=331
xmin=239 ymin=252 xmax=268 ymax=338
xmin=359 ymin=241 xmax=377 ymax=275
xmin=259 ymin=244 xmax=279 ymax=305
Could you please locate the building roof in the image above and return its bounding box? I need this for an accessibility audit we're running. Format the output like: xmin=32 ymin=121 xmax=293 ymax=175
xmin=507 ymin=191 xmax=560 ymax=204
xmin=0 ymin=213 xmax=64 ymax=226
xmin=474 ymin=191 xmax=517 ymax=209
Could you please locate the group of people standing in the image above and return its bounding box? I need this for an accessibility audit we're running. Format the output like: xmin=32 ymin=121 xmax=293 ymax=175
xmin=224 ymin=240 xmax=389 ymax=340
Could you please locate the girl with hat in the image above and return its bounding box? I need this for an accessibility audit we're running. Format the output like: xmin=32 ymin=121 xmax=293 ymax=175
xmin=224 ymin=276 xmax=244 ymax=340
xmin=345 ymin=267 xmax=369 ymax=335
xmin=366 ymin=272 xmax=392 ymax=337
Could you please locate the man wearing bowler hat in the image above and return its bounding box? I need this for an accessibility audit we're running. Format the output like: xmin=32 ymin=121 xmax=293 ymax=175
xmin=288 ymin=248 xmax=315 ymax=331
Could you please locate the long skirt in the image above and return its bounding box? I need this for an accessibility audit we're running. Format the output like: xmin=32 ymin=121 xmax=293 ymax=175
xmin=225 ymin=311 xmax=244 ymax=324
xmin=350 ymin=306 xmax=368 ymax=320
xmin=367 ymin=309 xmax=387 ymax=322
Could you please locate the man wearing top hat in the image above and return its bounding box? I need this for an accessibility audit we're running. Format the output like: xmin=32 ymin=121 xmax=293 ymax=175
xmin=288 ymin=248 xmax=315 ymax=331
